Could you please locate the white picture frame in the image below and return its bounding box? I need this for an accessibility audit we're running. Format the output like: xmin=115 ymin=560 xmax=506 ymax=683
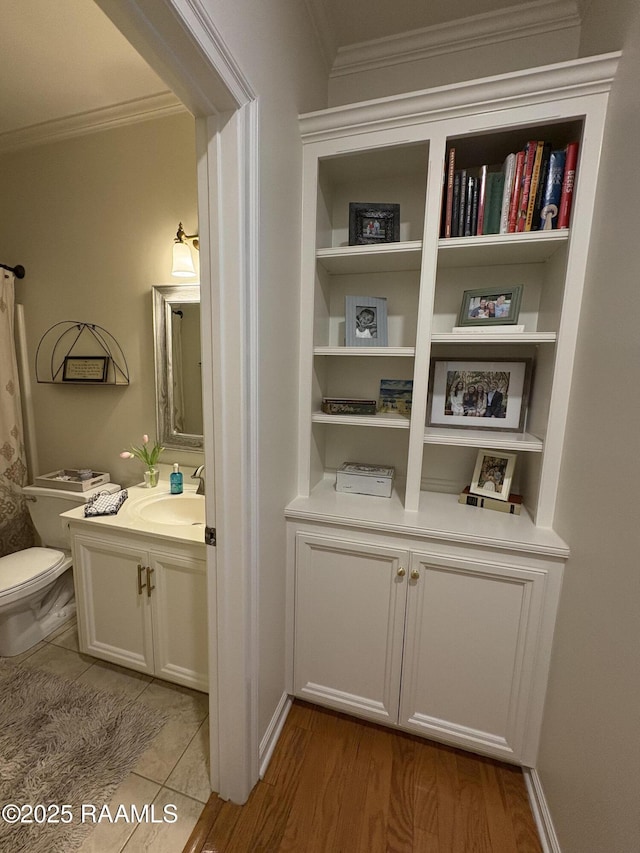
xmin=470 ymin=449 xmax=517 ymax=501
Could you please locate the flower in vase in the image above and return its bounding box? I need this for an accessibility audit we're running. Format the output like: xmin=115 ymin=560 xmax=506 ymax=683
xmin=120 ymin=434 xmax=164 ymax=470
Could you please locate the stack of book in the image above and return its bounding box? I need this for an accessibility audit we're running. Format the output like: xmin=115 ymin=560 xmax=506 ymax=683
xmin=441 ymin=141 xmax=579 ymax=238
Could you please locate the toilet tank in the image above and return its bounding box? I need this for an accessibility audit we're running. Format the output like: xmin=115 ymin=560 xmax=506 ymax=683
xmin=23 ymin=482 xmax=121 ymax=549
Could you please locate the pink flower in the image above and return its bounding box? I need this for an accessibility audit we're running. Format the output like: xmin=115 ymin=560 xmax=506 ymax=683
xmin=143 ymin=434 xmax=149 ymax=444
xmin=120 ymin=451 xmax=134 ymax=459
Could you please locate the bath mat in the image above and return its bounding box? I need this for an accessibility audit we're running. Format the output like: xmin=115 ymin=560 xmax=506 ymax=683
xmin=0 ymin=661 xmax=168 ymax=853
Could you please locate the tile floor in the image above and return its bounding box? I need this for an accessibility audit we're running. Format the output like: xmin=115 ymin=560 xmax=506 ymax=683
xmin=2 ymin=618 xmax=210 ymax=852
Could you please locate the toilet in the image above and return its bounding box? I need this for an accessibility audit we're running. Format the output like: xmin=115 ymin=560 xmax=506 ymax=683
xmin=0 ymin=480 xmax=120 ymax=657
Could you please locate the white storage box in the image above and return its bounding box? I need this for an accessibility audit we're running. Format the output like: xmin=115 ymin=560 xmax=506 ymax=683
xmin=336 ymin=462 xmax=395 ymax=498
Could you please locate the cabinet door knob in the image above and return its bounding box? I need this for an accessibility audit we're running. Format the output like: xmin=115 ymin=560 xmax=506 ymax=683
xmin=397 ymin=567 xmax=406 ymax=577
xmin=137 ymin=563 xmax=147 ymax=596
xmin=410 ymin=569 xmax=420 ymax=581
xmin=146 ymin=566 xmax=155 ymax=598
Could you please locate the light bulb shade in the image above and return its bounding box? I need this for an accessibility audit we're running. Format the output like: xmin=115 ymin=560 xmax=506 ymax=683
xmin=172 ymin=241 xmax=196 ymax=277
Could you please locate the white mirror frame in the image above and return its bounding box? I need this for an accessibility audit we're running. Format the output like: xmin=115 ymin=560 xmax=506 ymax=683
xmin=152 ymin=284 xmax=203 ymax=451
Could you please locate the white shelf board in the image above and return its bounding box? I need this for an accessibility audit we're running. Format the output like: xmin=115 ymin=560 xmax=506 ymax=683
xmin=312 ymin=412 xmax=411 ymax=429
xmin=437 ymin=231 xmax=568 ymax=268
xmin=285 ymin=476 xmax=568 ymax=558
xmin=317 ymin=241 xmax=422 ymax=274
xmin=424 ymin=427 xmax=543 ymax=452
xmin=431 ymin=332 xmax=556 ymax=344
xmin=314 ymin=346 xmax=416 ymax=357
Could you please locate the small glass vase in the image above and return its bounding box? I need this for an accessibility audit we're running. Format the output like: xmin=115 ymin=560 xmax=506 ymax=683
xmin=143 ymin=468 xmax=159 ymax=488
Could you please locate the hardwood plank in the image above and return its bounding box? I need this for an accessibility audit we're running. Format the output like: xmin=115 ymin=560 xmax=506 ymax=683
xmin=331 ymin=723 xmax=377 ymax=851
xmin=434 ymin=744 xmax=459 ymax=850
xmin=387 ymin=733 xmax=417 ymax=852
xmin=480 ymin=760 xmax=520 ymax=852
xmin=453 ymin=751 xmax=493 ymax=853
xmin=356 ymin=725 xmax=394 ymax=853
xmin=200 ymin=800 xmax=242 ymax=852
xmin=499 ymin=765 xmax=543 ymax=853
xmin=182 ymin=794 xmax=225 ymax=853
xmin=413 ymin=737 xmax=439 ymax=837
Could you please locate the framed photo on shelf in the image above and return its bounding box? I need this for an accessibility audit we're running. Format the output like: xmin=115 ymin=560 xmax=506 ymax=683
xmin=428 ymin=358 xmax=532 ymax=432
xmin=457 ymin=285 xmax=523 ymax=327
xmin=62 ymin=356 xmax=109 ymax=382
xmin=349 ymin=203 xmax=400 ymax=246
xmin=345 ymin=296 xmax=388 ymax=346
xmin=378 ymin=379 xmax=413 ymax=415
xmin=470 ymin=449 xmax=517 ymax=501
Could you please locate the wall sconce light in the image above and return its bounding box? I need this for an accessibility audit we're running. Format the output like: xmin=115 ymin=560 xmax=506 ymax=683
xmin=172 ymin=222 xmax=199 ymax=277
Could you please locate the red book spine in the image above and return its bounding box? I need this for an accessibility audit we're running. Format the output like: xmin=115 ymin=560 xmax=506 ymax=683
xmin=444 ymin=147 xmax=456 ymax=238
xmin=516 ymin=141 xmax=538 ymax=232
xmin=557 ymin=142 xmax=579 ymax=229
xmin=507 ymin=150 xmax=525 ymax=233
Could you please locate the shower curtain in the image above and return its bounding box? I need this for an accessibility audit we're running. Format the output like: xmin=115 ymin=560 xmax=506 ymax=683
xmin=0 ymin=271 xmax=34 ymax=557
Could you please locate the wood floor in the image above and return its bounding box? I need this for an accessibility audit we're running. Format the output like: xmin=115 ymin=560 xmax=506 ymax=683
xmin=183 ymin=700 xmax=542 ymax=853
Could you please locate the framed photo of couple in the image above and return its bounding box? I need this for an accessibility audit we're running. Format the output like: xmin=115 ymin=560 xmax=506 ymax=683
xmin=428 ymin=358 xmax=532 ymax=432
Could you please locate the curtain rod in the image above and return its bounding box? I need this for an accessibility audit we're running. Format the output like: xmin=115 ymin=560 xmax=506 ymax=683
xmin=0 ymin=263 xmax=25 ymax=279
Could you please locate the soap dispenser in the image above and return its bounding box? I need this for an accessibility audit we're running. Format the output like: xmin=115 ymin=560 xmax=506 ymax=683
xmin=170 ymin=463 xmax=183 ymax=495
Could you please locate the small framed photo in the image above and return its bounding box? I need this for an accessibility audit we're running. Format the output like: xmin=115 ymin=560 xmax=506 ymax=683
xmin=457 ymin=285 xmax=523 ymax=327
xmin=345 ymin=296 xmax=388 ymax=347
xmin=349 ymin=203 xmax=400 ymax=246
xmin=62 ymin=356 xmax=109 ymax=382
xmin=428 ymin=358 xmax=532 ymax=432
xmin=378 ymin=379 xmax=413 ymax=415
xmin=470 ymin=449 xmax=517 ymax=501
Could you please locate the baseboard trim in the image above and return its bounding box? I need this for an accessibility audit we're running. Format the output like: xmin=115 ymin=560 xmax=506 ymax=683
xmin=258 ymin=692 xmax=292 ymax=779
xmin=523 ymin=767 xmax=562 ymax=853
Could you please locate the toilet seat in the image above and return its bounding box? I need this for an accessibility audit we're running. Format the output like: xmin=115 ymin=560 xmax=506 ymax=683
xmin=0 ymin=547 xmax=70 ymax=603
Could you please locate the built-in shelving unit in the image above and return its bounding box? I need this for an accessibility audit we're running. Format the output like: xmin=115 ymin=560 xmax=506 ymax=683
xmin=285 ymin=54 xmax=618 ymax=769
xmin=292 ymin=53 xmax=618 ymax=534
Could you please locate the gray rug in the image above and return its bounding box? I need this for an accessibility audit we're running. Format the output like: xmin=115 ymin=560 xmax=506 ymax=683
xmin=0 ymin=661 xmax=168 ymax=853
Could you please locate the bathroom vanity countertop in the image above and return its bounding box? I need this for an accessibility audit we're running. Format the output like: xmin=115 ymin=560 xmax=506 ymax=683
xmin=60 ymin=484 xmax=207 ymax=548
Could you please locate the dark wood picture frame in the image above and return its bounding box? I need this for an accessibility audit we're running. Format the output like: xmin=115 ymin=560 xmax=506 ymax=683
xmin=349 ymin=203 xmax=400 ymax=246
xmin=62 ymin=356 xmax=109 ymax=382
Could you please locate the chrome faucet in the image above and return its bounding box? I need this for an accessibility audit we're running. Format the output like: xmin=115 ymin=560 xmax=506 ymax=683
xmin=192 ymin=465 xmax=205 ymax=495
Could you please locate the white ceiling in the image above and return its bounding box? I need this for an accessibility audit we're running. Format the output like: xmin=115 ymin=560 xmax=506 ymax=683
xmin=0 ymin=0 xmax=557 ymax=140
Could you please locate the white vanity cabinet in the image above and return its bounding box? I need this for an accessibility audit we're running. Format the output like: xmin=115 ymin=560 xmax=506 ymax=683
xmin=290 ymin=526 xmax=563 ymax=766
xmin=71 ymin=530 xmax=208 ymax=692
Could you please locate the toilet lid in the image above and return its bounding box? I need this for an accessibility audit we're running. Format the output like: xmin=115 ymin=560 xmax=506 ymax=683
xmin=0 ymin=547 xmax=66 ymax=594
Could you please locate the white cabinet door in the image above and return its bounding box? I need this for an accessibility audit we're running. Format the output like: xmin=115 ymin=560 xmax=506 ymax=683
xmin=151 ymin=551 xmax=208 ymax=691
xmin=294 ymin=533 xmax=408 ymax=725
xmin=399 ymin=552 xmax=546 ymax=763
xmin=74 ymin=535 xmax=155 ymax=675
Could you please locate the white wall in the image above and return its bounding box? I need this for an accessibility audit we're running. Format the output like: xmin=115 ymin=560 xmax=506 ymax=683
xmin=0 ymin=113 xmax=202 ymax=489
xmin=201 ymin=0 xmax=327 ymax=743
xmin=534 ymin=5 xmax=640 ymax=852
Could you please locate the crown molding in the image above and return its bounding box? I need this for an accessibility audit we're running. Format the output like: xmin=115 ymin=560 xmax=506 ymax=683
xmin=303 ymin=0 xmax=336 ymax=73
xmin=0 ymin=92 xmax=186 ymax=154
xmin=331 ymin=0 xmax=581 ymax=79
xmin=300 ymin=52 xmax=620 ymax=143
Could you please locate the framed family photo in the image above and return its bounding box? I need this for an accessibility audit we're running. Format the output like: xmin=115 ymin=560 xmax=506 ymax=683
xmin=457 ymin=285 xmax=523 ymax=327
xmin=428 ymin=358 xmax=532 ymax=432
xmin=348 ymin=203 xmax=400 ymax=246
xmin=470 ymin=449 xmax=517 ymax=501
xmin=345 ymin=296 xmax=388 ymax=347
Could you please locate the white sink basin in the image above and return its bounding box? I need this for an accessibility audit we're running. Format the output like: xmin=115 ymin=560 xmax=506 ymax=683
xmin=133 ymin=493 xmax=205 ymax=526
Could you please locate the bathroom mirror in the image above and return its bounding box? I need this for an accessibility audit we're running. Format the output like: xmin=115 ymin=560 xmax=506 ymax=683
xmin=152 ymin=285 xmax=203 ymax=451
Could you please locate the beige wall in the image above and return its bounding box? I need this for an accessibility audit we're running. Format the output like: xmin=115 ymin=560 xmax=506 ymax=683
xmin=536 ymin=6 xmax=640 ymax=852
xmin=202 ymin=0 xmax=328 ymax=742
xmin=0 ymin=112 xmax=202 ymax=489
